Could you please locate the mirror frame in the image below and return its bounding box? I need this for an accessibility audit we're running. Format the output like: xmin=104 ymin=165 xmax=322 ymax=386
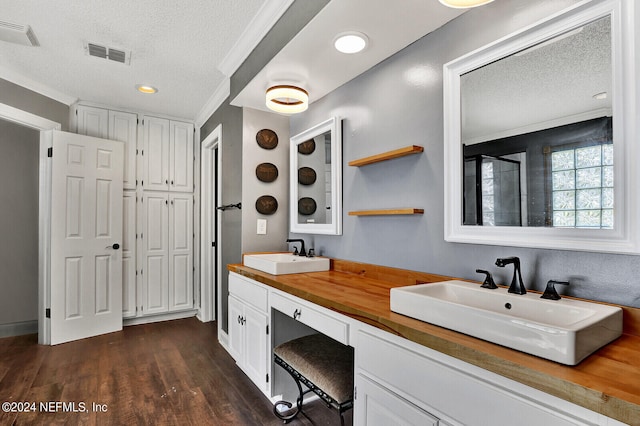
xmin=443 ymin=0 xmax=639 ymax=254
xmin=290 ymin=117 xmax=342 ymax=235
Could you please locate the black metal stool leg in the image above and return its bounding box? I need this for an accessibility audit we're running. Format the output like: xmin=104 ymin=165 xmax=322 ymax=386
xmin=273 ymin=359 xmax=308 ymax=423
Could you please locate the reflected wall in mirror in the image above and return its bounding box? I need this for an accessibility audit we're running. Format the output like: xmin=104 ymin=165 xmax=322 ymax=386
xmin=290 ymin=117 xmax=342 ymax=235
xmin=443 ymin=0 xmax=639 ymax=253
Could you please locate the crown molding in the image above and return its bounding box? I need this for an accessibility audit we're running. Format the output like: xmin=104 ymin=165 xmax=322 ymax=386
xmin=218 ymin=0 xmax=295 ymax=77
xmin=0 ymin=65 xmax=77 ymax=106
xmin=194 ymin=78 xmax=231 ymax=128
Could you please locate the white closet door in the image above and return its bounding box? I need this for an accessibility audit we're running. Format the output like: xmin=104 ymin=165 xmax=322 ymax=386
xmin=169 ymin=121 xmax=194 ymax=192
xmin=143 ymin=192 xmax=169 ymax=314
xmin=109 ymin=110 xmax=138 ymax=190
xmin=76 ymin=105 xmax=109 ymax=139
xmin=169 ymin=193 xmax=193 ymax=310
xmin=143 ymin=116 xmax=170 ymax=191
xmin=50 ymin=130 xmax=123 ymax=344
xmin=122 ymin=192 xmax=137 ymax=318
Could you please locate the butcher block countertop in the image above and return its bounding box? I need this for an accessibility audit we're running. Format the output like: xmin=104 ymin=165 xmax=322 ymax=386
xmin=228 ymin=257 xmax=640 ymax=425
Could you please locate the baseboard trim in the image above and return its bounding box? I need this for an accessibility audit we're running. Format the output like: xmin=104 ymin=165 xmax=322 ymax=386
xmin=0 ymin=320 xmax=38 ymax=338
xmin=123 ymin=309 xmax=198 ymax=326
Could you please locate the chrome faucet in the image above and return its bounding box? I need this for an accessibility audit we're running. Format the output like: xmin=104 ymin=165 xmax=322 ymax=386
xmin=286 ymin=239 xmax=306 ymax=257
xmin=495 ymin=256 xmax=526 ymax=295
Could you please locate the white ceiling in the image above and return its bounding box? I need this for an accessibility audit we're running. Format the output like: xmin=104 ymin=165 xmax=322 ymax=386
xmin=0 ymin=0 xmax=465 ymax=123
xmin=232 ymin=0 xmax=464 ymax=112
xmin=0 ymin=0 xmax=282 ymax=120
xmin=462 ymin=16 xmax=612 ymax=144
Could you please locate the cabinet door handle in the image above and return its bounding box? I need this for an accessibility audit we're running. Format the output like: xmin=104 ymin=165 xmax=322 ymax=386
xmin=293 ymin=309 xmax=301 ymax=320
xmin=171 ymin=180 xmax=174 ymax=185
xmin=238 ymin=315 xmax=242 ymax=324
xmin=165 ymin=179 xmax=169 ymax=185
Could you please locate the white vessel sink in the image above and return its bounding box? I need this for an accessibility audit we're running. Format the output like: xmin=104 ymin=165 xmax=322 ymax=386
xmin=390 ymin=280 xmax=623 ymax=365
xmin=243 ymin=253 xmax=330 ymax=275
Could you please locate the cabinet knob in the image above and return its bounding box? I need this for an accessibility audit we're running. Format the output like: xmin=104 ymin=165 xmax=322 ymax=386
xmin=165 ymin=179 xmax=168 ymax=185
xmin=293 ymin=309 xmax=301 ymax=320
xmin=171 ymin=180 xmax=174 ymax=185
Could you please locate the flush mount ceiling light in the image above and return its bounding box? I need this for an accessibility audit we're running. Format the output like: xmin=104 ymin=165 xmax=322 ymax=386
xmin=334 ymin=31 xmax=369 ymax=54
xmin=438 ymin=0 xmax=494 ymax=8
xmin=136 ymin=84 xmax=158 ymax=94
xmin=265 ymin=85 xmax=308 ymax=114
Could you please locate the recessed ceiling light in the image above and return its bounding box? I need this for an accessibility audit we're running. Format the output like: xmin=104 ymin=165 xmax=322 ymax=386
xmin=136 ymin=84 xmax=158 ymax=94
xmin=593 ymin=92 xmax=608 ymax=100
xmin=438 ymin=0 xmax=494 ymax=8
xmin=334 ymin=32 xmax=368 ymax=54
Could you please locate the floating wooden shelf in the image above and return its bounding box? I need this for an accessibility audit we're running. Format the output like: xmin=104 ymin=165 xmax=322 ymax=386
xmin=349 ymin=208 xmax=424 ymax=216
xmin=349 ymin=145 xmax=424 ymax=167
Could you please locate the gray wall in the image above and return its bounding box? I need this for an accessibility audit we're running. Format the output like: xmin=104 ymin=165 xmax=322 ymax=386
xmin=201 ymin=99 xmax=243 ymax=333
xmin=0 ymin=78 xmax=69 ymax=131
xmin=0 ymin=119 xmax=40 ymax=325
xmin=242 ymin=108 xmax=290 ymax=253
xmin=290 ymin=0 xmax=640 ymax=308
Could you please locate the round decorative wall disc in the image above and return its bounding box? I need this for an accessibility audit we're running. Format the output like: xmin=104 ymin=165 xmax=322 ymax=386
xmin=256 ymin=163 xmax=279 ymax=183
xmin=297 ymin=167 xmax=316 ymax=185
xmin=298 ymin=197 xmax=317 ymax=216
xmin=297 ymin=139 xmax=316 ymax=155
xmin=256 ymin=129 xmax=278 ymax=149
xmin=255 ymin=195 xmax=278 ymax=215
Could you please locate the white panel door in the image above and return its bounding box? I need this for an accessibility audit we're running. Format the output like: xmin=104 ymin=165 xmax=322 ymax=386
xmin=169 ymin=193 xmax=193 ymax=311
xmin=169 ymin=121 xmax=194 ymax=192
xmin=143 ymin=116 xmax=169 ymax=191
xmin=142 ymin=192 xmax=169 ymax=314
xmin=228 ymin=295 xmax=244 ymax=364
xmin=122 ymin=192 xmax=137 ymax=318
xmin=244 ymin=305 xmax=268 ymax=392
xmin=76 ymin=105 xmax=109 ymax=139
xmin=108 ymin=110 xmax=138 ymax=190
xmin=50 ymin=130 xmax=123 ymax=345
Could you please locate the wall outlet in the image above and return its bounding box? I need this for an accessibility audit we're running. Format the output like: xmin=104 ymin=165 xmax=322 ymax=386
xmin=257 ymin=219 xmax=267 ymax=235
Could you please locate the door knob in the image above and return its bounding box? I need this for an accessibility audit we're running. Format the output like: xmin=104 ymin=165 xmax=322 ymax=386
xmin=106 ymin=243 xmax=120 ymax=250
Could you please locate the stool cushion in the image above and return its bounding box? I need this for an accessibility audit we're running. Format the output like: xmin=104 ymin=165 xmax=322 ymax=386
xmin=274 ymin=333 xmax=354 ymax=404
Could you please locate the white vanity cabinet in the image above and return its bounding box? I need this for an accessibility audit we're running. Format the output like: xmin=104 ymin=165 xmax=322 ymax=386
xmin=142 ymin=116 xmax=193 ymax=192
xmin=224 ymin=272 xmax=626 ymax=425
xmin=353 ymin=326 xmax=624 ymax=426
xmin=228 ymin=272 xmax=270 ymax=394
xmin=141 ymin=192 xmax=193 ymax=315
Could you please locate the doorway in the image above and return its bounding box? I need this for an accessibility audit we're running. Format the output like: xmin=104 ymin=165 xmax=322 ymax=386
xmin=0 ymin=103 xmax=61 ymax=344
xmin=0 ymin=118 xmax=39 ymax=337
xmin=199 ymin=125 xmax=223 ymax=338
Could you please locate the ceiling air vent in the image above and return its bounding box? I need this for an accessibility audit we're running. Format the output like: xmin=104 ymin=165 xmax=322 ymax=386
xmin=0 ymin=20 xmax=39 ymax=47
xmin=84 ymin=41 xmax=131 ymax=65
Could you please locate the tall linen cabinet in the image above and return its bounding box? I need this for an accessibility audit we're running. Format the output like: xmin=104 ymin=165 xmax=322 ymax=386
xmin=75 ymin=104 xmax=195 ymax=319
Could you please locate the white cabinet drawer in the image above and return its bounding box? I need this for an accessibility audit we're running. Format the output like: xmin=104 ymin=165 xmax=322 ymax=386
xmin=355 ymin=374 xmax=439 ymax=426
xmin=271 ymin=291 xmax=349 ymax=345
xmin=357 ymin=330 xmax=595 ymax=426
xmin=229 ymin=272 xmax=268 ymax=313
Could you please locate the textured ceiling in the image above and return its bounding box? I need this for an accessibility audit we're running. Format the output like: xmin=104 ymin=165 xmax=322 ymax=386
xmin=462 ymin=16 xmax=612 ymax=144
xmin=0 ymin=0 xmax=266 ymax=120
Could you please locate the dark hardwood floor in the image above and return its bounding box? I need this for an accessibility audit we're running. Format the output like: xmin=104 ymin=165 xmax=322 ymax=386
xmin=0 ymin=318 xmax=352 ymax=425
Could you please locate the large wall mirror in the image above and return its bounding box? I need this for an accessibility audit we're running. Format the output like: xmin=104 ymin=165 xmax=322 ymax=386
xmin=290 ymin=117 xmax=342 ymax=235
xmin=443 ymin=0 xmax=639 ymax=253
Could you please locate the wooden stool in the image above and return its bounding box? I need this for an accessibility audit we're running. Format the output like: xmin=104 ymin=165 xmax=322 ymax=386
xmin=273 ymin=333 xmax=354 ymax=425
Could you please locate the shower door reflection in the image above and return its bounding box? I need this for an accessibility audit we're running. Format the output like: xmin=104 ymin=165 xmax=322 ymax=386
xmin=464 ymin=155 xmax=523 ymax=226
